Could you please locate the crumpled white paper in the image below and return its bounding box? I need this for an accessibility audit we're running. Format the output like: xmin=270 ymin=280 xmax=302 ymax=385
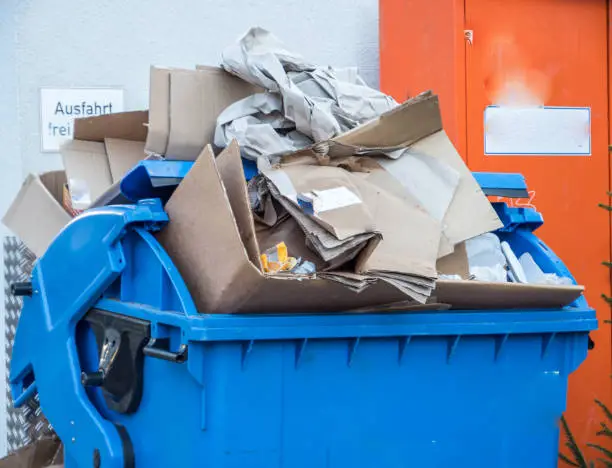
xmin=216 ymin=27 xmax=398 ymax=160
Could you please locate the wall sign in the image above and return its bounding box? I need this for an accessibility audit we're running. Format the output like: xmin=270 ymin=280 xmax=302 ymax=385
xmin=40 ymin=88 xmax=124 ymax=153
xmin=484 ymin=106 xmax=591 ymax=156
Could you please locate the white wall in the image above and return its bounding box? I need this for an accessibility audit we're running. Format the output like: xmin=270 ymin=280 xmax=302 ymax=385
xmin=0 ymin=0 xmax=380 ymax=456
xmin=1 ymin=0 xmax=22 ymax=457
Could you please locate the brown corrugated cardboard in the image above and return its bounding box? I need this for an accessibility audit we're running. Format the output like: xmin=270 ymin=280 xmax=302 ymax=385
xmin=157 ymin=140 xmax=582 ymax=312
xmin=73 ymin=110 xmax=148 ymax=142
xmin=2 ymin=172 xmax=71 ymax=257
xmin=434 ymin=280 xmax=584 ymax=309
xmin=437 ymin=242 xmax=469 ymax=279
xmin=104 ymin=138 xmax=146 ymax=182
xmin=146 ymin=66 xmax=260 ymax=160
xmin=145 ymin=66 xmax=173 ymax=155
xmin=61 ymin=112 xmax=149 ymax=210
xmin=278 ymin=92 xmax=503 ymax=247
xmin=158 ymin=142 xmax=261 ymax=312
xmin=336 ymin=91 xmax=442 ymax=150
xmin=265 ymin=165 xmax=378 ymax=240
xmin=157 ymin=142 xmax=409 ymax=312
xmin=61 ymin=140 xmax=111 ymax=209
xmin=264 ymin=164 xmax=441 ymax=280
xmin=4 ymin=111 xmax=149 ymax=257
xmin=169 ymin=67 xmax=259 ymax=159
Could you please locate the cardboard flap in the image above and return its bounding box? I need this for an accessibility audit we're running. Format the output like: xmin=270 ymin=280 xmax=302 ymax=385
xmin=165 ymin=67 xmax=260 ymax=160
xmin=334 ymin=91 xmax=442 ymax=148
xmin=74 ymin=111 xmax=148 ymax=142
xmin=435 ymin=280 xmax=584 ymax=309
xmin=157 ymin=145 xmax=261 ymax=312
xmin=236 ymin=276 xmax=410 ymax=313
xmin=104 ymin=138 xmax=146 ymax=182
xmin=145 ymin=66 xmax=173 ymax=155
xmin=436 ymin=242 xmax=469 ymax=278
xmin=39 ymin=171 xmax=68 ymax=204
xmin=216 ymin=140 xmax=261 ymax=267
xmin=2 ymin=174 xmax=71 ymax=257
xmin=409 ymin=131 xmax=503 ymax=244
xmin=60 ymin=140 xmax=111 ymax=208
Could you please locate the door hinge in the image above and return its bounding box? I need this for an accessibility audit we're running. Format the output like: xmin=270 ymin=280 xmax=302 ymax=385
xmin=464 ymin=30 xmax=474 ymax=45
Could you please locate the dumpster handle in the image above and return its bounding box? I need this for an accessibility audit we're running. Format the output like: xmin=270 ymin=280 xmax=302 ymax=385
xmin=143 ymin=338 xmax=188 ymax=363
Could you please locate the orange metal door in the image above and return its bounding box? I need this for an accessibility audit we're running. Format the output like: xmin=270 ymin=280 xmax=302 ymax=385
xmin=464 ymin=0 xmax=610 ymax=452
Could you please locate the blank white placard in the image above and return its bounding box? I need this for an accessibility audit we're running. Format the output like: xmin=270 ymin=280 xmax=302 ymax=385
xmin=484 ymin=106 xmax=590 ymax=156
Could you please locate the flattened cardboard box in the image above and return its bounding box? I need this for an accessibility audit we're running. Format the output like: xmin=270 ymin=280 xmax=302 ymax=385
xmin=2 ymin=111 xmax=148 ymax=257
xmin=157 ymin=142 xmax=584 ymax=313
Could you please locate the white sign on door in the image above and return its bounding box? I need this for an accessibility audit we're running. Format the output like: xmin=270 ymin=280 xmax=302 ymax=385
xmin=40 ymin=88 xmax=124 ymax=153
xmin=484 ymin=106 xmax=591 ymax=156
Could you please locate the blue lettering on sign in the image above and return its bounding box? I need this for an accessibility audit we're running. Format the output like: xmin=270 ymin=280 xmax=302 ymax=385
xmin=48 ymin=121 xmax=73 ymax=138
xmin=53 ymin=101 xmax=114 ymax=116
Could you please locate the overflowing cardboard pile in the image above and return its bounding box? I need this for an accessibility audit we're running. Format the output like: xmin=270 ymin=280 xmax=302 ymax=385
xmin=2 ymin=27 xmax=585 ymax=313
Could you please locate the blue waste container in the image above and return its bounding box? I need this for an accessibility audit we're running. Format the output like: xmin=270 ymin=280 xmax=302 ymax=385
xmin=8 ymin=173 xmax=597 ymax=468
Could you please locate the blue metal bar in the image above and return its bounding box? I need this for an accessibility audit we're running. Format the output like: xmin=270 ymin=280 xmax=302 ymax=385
xmin=472 ymin=172 xmax=529 ymax=198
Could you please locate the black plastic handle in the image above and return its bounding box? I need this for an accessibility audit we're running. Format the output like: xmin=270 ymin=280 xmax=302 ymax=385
xmin=11 ymin=282 xmax=33 ymax=297
xmin=81 ymin=370 xmax=105 ymax=387
xmin=143 ymin=338 xmax=188 ymax=363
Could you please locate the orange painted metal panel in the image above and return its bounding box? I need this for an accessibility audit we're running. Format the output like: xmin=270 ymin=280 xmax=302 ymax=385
xmin=381 ymin=0 xmax=611 ymax=456
xmin=380 ymin=0 xmax=467 ymax=155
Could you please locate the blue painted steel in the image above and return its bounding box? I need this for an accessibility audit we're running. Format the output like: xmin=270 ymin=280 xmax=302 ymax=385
xmin=472 ymin=172 xmax=529 ymax=198
xmin=120 ymin=160 xmax=193 ymax=202
xmin=242 ymin=157 xmax=258 ymax=181
xmin=8 ymin=181 xmax=597 ymax=467
xmin=120 ymin=157 xmax=257 ymax=202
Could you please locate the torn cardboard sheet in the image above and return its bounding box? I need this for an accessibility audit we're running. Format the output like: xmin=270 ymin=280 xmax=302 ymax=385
xmin=217 ymin=27 xmax=397 ymax=159
xmin=356 ymin=161 xmax=455 ymax=258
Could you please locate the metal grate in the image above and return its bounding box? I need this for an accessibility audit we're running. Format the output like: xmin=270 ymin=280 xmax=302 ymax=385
xmin=3 ymin=237 xmax=53 ymax=453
